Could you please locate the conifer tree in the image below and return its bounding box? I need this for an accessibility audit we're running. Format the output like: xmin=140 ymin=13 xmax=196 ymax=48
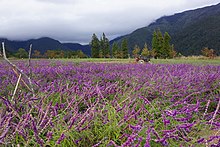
xmin=97 ymin=33 xmax=110 ymax=58
xmin=99 ymin=36 xmax=104 ymax=58
xmin=150 ymin=48 xmax=157 ymax=59
xmin=99 ymin=49 xmax=103 ymax=58
xmin=151 ymin=30 xmax=175 ymax=59
xmin=112 ymin=42 xmax=119 ymax=58
xmin=90 ymin=33 xmax=100 ymax=58
xmin=141 ymin=43 xmax=150 ymax=57
xmin=163 ymin=32 xmax=171 ymax=58
xmin=151 ymin=31 xmax=158 ymax=58
xmin=157 ymin=29 xmax=164 ymax=58
xmin=152 ymin=31 xmax=158 ymax=49
xmin=121 ymin=39 xmax=128 ymax=58
xmin=102 ymin=33 xmax=110 ymax=58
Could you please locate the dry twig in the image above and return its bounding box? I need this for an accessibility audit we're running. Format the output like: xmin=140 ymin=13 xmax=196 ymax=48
xmin=1 ymin=42 xmax=35 ymax=94
xmin=209 ymin=98 xmax=220 ymax=127
xmin=11 ymin=73 xmax=22 ymax=101
xmin=28 ymin=44 xmax=32 ymax=78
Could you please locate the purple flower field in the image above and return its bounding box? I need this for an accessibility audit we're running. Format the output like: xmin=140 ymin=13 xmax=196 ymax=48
xmin=0 ymin=60 xmax=220 ymax=146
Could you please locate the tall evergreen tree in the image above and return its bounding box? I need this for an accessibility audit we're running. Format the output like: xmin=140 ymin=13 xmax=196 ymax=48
xmin=99 ymin=48 xmax=103 ymax=58
xmin=150 ymin=48 xmax=157 ymax=59
xmin=157 ymin=29 xmax=164 ymax=58
xmin=90 ymin=33 xmax=100 ymax=58
xmin=163 ymin=32 xmax=171 ymax=58
xmin=112 ymin=42 xmax=119 ymax=58
xmin=102 ymin=33 xmax=110 ymax=58
xmin=105 ymin=39 xmax=110 ymax=58
xmin=152 ymin=31 xmax=158 ymax=56
xmin=99 ymin=36 xmax=104 ymax=58
xmin=141 ymin=43 xmax=150 ymax=57
xmin=121 ymin=39 xmax=128 ymax=58
xmin=96 ymin=33 xmax=110 ymax=58
xmin=151 ymin=30 xmax=175 ymax=59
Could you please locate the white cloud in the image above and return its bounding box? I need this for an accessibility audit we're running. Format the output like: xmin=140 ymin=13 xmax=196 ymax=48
xmin=0 ymin=0 xmax=219 ymax=43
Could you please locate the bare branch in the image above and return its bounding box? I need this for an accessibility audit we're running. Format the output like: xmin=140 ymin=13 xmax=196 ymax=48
xmin=209 ymin=98 xmax=220 ymax=127
xmin=2 ymin=42 xmax=35 ymax=94
xmin=11 ymin=74 xmax=22 ymax=101
xmin=28 ymin=44 xmax=32 ymax=77
xmin=2 ymin=42 xmax=7 ymax=59
xmin=203 ymin=99 xmax=210 ymax=119
xmin=12 ymin=68 xmax=32 ymax=91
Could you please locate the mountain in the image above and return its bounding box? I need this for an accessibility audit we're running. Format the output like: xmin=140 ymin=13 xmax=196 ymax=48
xmin=28 ymin=37 xmax=69 ymax=53
xmin=115 ymin=3 xmax=220 ymax=56
xmin=63 ymin=43 xmax=91 ymax=56
xmin=0 ymin=37 xmax=91 ymax=56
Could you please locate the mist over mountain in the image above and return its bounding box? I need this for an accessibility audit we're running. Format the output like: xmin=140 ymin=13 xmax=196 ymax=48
xmin=115 ymin=3 xmax=220 ymax=56
xmin=0 ymin=37 xmax=91 ymax=56
xmin=62 ymin=43 xmax=91 ymax=56
xmin=1 ymin=3 xmax=220 ymax=56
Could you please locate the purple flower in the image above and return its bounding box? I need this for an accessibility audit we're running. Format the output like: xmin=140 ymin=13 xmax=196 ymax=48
xmin=135 ymin=137 xmax=143 ymax=147
xmin=162 ymin=129 xmax=176 ymax=134
xmin=107 ymin=140 xmax=119 ymax=147
xmin=165 ymin=110 xmax=177 ymax=117
xmin=75 ymin=138 xmax=82 ymax=145
xmin=46 ymin=131 xmax=53 ymax=140
xmin=163 ymin=118 xmax=170 ymax=126
xmin=144 ymin=127 xmax=152 ymax=147
xmin=130 ymin=124 xmax=142 ymax=131
xmin=177 ymin=122 xmax=195 ymax=130
xmin=208 ymin=136 xmax=220 ymax=143
xmin=56 ymin=133 xmax=66 ymax=144
xmin=197 ymin=138 xmax=205 ymax=143
xmin=162 ymin=140 xmax=168 ymax=146
xmin=121 ymin=134 xmax=137 ymax=147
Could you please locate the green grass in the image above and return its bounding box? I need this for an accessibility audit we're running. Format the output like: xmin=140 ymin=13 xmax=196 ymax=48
xmin=151 ymin=58 xmax=220 ymax=65
xmin=3 ymin=57 xmax=220 ymax=65
xmin=53 ymin=57 xmax=220 ymax=65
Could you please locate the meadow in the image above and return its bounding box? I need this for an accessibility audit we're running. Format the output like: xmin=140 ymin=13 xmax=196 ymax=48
xmin=0 ymin=58 xmax=220 ymax=146
xmin=48 ymin=57 xmax=220 ymax=65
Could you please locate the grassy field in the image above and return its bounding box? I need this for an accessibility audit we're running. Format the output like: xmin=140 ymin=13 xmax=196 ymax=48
xmin=2 ymin=56 xmax=220 ymax=65
xmin=50 ymin=57 xmax=220 ymax=65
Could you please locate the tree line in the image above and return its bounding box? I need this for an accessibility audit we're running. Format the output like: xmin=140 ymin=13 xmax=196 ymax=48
xmin=13 ymin=48 xmax=87 ymax=59
xmin=4 ymin=29 xmax=216 ymax=59
xmin=90 ymin=30 xmax=177 ymax=59
xmin=131 ymin=30 xmax=178 ymax=59
xmin=151 ymin=30 xmax=176 ymax=59
xmin=90 ymin=33 xmax=129 ymax=58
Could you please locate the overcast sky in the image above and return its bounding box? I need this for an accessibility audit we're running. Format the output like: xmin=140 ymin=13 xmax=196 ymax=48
xmin=0 ymin=0 xmax=219 ymax=44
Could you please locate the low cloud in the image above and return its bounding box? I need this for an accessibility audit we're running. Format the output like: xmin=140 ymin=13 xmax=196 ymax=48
xmin=0 ymin=0 xmax=219 ymax=43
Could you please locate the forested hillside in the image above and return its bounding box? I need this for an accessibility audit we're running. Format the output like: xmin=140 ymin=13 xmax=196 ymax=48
xmin=115 ymin=3 xmax=220 ymax=56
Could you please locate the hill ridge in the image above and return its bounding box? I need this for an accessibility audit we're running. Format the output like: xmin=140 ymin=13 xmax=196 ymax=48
xmin=115 ymin=3 xmax=220 ymax=56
